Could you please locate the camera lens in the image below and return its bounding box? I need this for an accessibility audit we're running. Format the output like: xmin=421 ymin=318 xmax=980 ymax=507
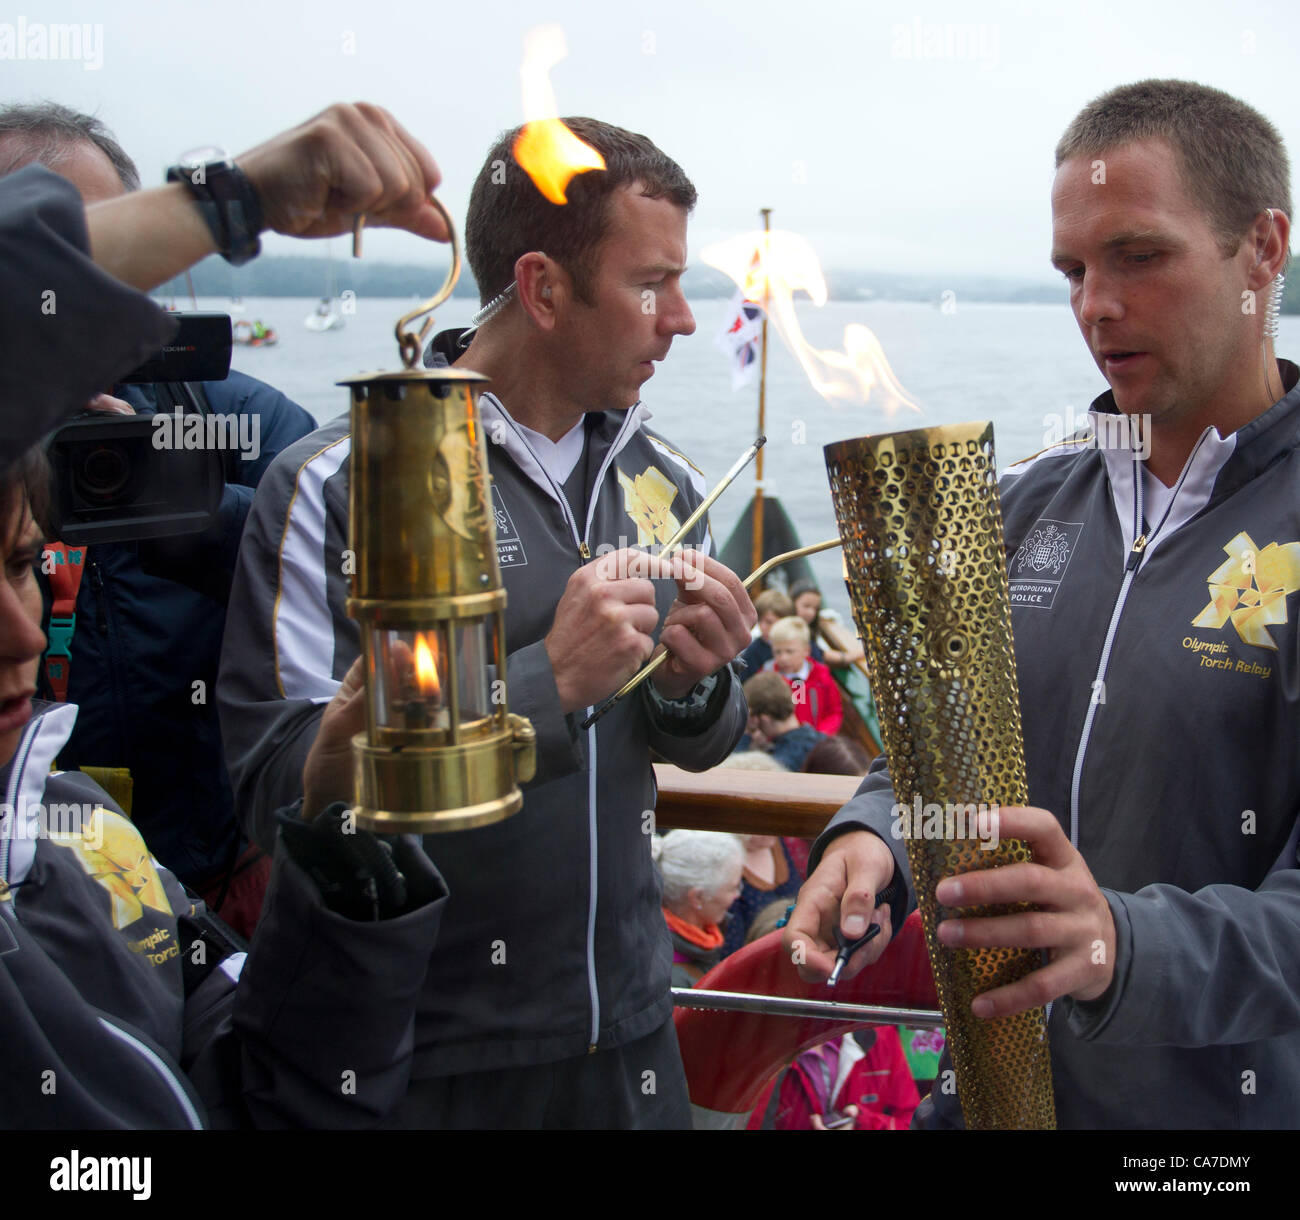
xmin=76 ymin=442 xmax=132 ymax=503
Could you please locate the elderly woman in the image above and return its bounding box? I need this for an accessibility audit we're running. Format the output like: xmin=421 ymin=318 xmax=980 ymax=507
xmin=653 ymin=831 xmax=744 ymax=987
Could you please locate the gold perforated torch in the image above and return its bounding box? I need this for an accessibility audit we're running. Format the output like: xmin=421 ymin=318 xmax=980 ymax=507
xmin=824 ymin=421 xmax=1056 ymax=1129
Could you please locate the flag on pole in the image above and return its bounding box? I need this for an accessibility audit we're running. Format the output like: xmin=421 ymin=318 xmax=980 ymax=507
xmin=715 ymin=291 xmax=765 ymax=390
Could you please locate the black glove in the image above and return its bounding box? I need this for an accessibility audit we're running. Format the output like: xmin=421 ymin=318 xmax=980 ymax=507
xmin=276 ymin=802 xmax=438 ymax=921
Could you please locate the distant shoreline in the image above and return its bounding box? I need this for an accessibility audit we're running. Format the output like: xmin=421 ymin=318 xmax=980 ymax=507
xmin=171 ymin=252 xmax=1300 ymax=312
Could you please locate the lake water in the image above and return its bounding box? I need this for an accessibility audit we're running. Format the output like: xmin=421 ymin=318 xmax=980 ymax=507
xmin=217 ymin=294 xmax=1300 ymax=624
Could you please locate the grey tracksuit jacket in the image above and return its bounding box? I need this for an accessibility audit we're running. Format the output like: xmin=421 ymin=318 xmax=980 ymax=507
xmin=218 ymin=373 xmax=747 ymax=1078
xmin=0 ymin=701 xmax=448 ymax=1128
xmin=814 ymin=363 xmax=1300 ymax=1129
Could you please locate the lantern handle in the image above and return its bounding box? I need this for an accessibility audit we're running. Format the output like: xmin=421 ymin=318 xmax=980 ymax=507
xmin=351 ymin=195 xmax=462 ymax=369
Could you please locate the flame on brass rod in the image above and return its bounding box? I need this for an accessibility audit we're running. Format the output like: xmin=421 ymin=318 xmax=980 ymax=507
xmin=514 ymin=25 xmax=606 ymax=204
xmin=703 ymin=229 xmax=921 ymax=414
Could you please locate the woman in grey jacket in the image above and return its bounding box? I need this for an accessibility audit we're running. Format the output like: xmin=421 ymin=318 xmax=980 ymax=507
xmin=0 ymin=449 xmax=450 ymax=1128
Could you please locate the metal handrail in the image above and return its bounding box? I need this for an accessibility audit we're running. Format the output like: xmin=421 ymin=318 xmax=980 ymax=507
xmin=673 ymin=988 xmax=943 ymax=1028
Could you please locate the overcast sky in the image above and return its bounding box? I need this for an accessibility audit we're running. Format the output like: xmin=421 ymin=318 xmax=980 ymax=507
xmin=5 ymin=0 xmax=1298 ymax=281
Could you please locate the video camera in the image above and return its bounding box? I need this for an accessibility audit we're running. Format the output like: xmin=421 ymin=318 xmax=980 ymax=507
xmin=46 ymin=313 xmax=234 ymax=545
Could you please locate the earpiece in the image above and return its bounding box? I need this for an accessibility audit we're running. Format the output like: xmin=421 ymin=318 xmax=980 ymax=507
xmin=542 ymin=286 xmax=552 ymax=299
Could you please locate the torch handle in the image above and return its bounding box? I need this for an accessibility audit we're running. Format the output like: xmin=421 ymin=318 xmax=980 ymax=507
xmin=352 ymin=196 xmax=462 ymax=369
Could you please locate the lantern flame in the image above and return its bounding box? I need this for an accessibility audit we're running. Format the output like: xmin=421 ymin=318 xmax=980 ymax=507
xmin=414 ymin=633 xmax=441 ymax=699
xmin=514 ymin=25 xmax=606 ymax=204
xmin=702 ymin=230 xmax=921 ymax=414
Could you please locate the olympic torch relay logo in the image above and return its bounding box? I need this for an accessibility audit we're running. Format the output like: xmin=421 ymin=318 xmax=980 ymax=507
xmin=617 ymin=466 xmax=682 ymax=546
xmin=1192 ymin=531 xmax=1300 ymax=649
xmin=49 ymin=809 xmax=173 ymax=929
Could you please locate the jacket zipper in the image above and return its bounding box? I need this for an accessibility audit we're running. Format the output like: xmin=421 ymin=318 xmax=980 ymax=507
xmin=482 ymin=399 xmax=646 ymax=1053
xmin=1066 ymin=438 xmax=1211 ymax=847
xmin=95 ymin=1014 xmax=205 ymax=1129
xmin=577 ymin=412 xmax=645 ymax=1051
xmin=90 ymin=559 xmax=107 ymax=633
xmin=0 ymin=714 xmax=40 ymax=897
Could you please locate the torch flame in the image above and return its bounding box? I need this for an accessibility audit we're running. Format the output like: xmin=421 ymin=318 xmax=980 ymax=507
xmin=514 ymin=25 xmax=606 ymax=204
xmin=414 ymin=633 xmax=441 ymax=699
xmin=703 ymin=229 xmax=921 ymax=414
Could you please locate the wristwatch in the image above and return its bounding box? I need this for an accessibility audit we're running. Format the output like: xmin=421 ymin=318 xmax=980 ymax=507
xmin=643 ymin=666 xmax=730 ymax=733
xmin=166 ymin=146 xmax=263 ymax=266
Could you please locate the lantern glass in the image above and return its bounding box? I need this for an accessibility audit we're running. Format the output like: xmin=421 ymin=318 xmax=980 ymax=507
xmin=369 ymin=625 xmax=452 ymax=733
xmin=451 ymin=617 xmax=499 ymax=724
xmin=366 ymin=618 xmax=503 ymax=735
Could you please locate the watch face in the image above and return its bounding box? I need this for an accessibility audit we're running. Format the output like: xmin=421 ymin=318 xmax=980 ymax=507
xmin=178 ymin=145 xmax=231 ymax=170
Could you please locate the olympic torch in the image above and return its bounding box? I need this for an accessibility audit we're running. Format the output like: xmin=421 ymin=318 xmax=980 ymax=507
xmin=824 ymin=421 xmax=1056 ymax=1130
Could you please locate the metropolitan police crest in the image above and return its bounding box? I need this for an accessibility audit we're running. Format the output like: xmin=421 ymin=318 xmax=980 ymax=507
xmin=1009 ymin=519 xmax=1083 ymax=609
xmin=1015 ymin=523 xmax=1071 ymax=575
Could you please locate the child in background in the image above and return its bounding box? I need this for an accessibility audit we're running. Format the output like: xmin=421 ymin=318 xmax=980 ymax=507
xmin=740 ymin=672 xmax=826 ymax=770
xmin=789 ymin=580 xmax=866 ymax=668
xmin=742 ymin=901 xmax=920 ymax=1131
xmin=765 ymin=616 xmax=843 ymax=735
xmin=739 ymin=589 xmax=794 ymax=676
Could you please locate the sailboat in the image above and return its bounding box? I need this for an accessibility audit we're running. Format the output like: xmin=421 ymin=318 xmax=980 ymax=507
xmin=304 ymin=240 xmax=346 ymax=332
xmin=304 ymin=298 xmax=344 ymax=332
xmin=226 ymin=265 xmax=248 ymax=316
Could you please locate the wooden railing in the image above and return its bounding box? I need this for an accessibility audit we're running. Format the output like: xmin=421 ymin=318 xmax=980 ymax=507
xmin=653 ymin=763 xmax=859 ymax=837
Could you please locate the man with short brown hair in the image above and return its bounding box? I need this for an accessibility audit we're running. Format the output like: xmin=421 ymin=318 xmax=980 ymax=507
xmin=466 ymin=116 xmax=697 ymax=311
xmin=789 ymin=79 xmax=1300 ymax=1129
xmin=220 ymin=118 xmax=755 ymax=1127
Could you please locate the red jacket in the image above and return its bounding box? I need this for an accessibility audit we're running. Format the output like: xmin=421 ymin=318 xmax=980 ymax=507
xmin=768 ymin=659 xmax=843 ymax=735
xmin=747 ymin=1026 xmax=920 ymax=1130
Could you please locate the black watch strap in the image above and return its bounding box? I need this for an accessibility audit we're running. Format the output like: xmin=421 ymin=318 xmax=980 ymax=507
xmin=167 ymin=158 xmax=263 ymax=267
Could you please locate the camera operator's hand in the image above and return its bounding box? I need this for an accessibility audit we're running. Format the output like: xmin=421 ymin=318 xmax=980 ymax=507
xmin=86 ymin=103 xmax=447 ymax=291
xmin=84 ymin=393 xmax=134 ymax=416
xmin=302 ymin=656 xmax=367 ymax=822
xmin=236 ymin=103 xmax=448 ymax=244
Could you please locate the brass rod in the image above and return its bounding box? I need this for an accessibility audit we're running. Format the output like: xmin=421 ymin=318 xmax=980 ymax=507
xmin=658 ymin=434 xmax=765 ymax=562
xmin=578 ymin=535 xmax=843 ymax=729
xmin=744 ymin=535 xmax=841 ymax=589
xmin=351 ymin=197 xmax=461 ymax=368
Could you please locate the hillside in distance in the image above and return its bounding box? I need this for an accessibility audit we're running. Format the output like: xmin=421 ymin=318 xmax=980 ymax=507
xmin=172 ymin=253 xmax=1300 ymax=311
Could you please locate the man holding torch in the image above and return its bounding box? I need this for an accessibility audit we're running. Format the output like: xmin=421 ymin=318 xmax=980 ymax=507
xmin=219 ymin=119 xmax=756 ymax=1128
xmin=788 ymin=79 xmax=1300 ymax=1129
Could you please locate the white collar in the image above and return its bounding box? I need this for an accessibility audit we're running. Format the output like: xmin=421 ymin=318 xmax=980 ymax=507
xmin=513 ymin=417 xmax=587 ymax=486
xmin=1095 ymin=412 xmax=1236 ymax=558
xmin=766 ymin=659 xmax=812 ymax=682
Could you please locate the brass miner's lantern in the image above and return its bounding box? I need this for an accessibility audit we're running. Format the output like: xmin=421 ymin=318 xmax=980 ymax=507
xmin=342 ymin=204 xmax=535 ymax=833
